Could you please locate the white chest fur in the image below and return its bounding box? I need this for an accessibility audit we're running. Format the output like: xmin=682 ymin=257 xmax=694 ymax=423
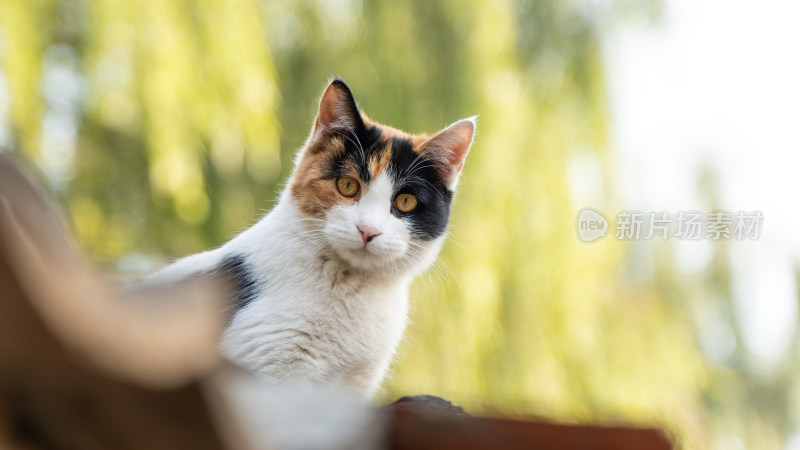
xmin=220 ymin=261 xmax=410 ymax=396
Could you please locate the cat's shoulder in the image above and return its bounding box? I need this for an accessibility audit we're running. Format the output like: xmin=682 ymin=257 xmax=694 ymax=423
xmin=145 ymin=249 xmax=222 ymax=284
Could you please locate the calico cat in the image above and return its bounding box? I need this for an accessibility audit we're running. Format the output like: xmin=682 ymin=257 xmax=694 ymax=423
xmin=146 ymin=79 xmax=476 ymax=397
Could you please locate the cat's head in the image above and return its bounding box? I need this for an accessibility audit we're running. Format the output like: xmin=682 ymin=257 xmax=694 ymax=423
xmin=289 ymin=79 xmax=475 ymax=274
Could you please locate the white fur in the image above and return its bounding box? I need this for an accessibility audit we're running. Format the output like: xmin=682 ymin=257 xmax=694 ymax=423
xmin=147 ymin=173 xmax=445 ymax=397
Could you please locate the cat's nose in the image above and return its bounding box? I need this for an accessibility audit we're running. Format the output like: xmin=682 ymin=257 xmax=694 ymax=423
xmin=357 ymin=224 xmax=382 ymax=245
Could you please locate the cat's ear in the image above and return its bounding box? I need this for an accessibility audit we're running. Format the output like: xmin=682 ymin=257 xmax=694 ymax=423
xmin=314 ymin=79 xmax=364 ymax=137
xmin=421 ymin=116 xmax=477 ymax=189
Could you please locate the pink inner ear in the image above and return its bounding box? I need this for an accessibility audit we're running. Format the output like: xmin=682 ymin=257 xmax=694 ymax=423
xmin=423 ymin=119 xmax=476 ymax=183
xmin=317 ymin=81 xmax=360 ymax=130
xmin=319 ymin=86 xmax=346 ymax=127
xmin=446 ymin=120 xmax=474 ymax=166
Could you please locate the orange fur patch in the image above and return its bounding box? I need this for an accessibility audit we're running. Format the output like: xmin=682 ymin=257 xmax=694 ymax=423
xmin=368 ymin=141 xmax=393 ymax=175
xmin=362 ymin=116 xmax=429 ymax=148
xmin=291 ymin=116 xmax=434 ymax=217
xmin=290 ymin=138 xmax=355 ymax=217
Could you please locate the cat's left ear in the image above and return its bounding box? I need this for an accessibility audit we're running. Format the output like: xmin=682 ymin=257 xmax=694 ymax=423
xmin=313 ymin=79 xmax=365 ymax=139
xmin=421 ymin=116 xmax=477 ymax=189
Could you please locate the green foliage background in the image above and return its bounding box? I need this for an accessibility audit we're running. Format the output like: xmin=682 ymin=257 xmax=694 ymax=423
xmin=1 ymin=1 xmax=791 ymax=448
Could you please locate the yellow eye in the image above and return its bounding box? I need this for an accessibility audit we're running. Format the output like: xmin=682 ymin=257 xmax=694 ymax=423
xmin=395 ymin=193 xmax=418 ymax=213
xmin=336 ymin=176 xmax=360 ymax=197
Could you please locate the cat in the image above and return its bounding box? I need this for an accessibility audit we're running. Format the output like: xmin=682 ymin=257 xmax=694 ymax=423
xmin=145 ymin=79 xmax=476 ymax=397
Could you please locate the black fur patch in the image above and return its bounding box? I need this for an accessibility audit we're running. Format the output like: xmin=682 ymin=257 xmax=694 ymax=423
xmin=215 ymin=254 xmax=259 ymax=313
xmin=324 ymin=124 xmax=384 ymax=184
xmin=387 ymin=137 xmax=452 ymax=240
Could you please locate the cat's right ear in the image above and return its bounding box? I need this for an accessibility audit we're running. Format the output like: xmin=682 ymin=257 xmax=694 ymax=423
xmin=420 ymin=117 xmax=477 ymax=189
xmin=313 ymin=79 xmax=364 ymax=139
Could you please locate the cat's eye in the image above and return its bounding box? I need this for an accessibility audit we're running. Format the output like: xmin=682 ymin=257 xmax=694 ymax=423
xmin=336 ymin=176 xmax=360 ymax=197
xmin=395 ymin=193 xmax=418 ymax=213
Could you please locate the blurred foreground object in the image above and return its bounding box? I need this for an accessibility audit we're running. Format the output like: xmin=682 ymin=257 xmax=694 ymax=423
xmin=0 ymin=156 xmax=229 ymax=448
xmin=0 ymin=156 xmax=673 ymax=449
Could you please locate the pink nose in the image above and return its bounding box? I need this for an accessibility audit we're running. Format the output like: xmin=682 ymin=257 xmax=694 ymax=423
xmin=357 ymin=224 xmax=382 ymax=245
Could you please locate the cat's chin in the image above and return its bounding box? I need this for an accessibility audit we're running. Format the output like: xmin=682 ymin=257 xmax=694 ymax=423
xmin=336 ymin=247 xmax=401 ymax=272
xmin=326 ymin=244 xmax=402 ymax=272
